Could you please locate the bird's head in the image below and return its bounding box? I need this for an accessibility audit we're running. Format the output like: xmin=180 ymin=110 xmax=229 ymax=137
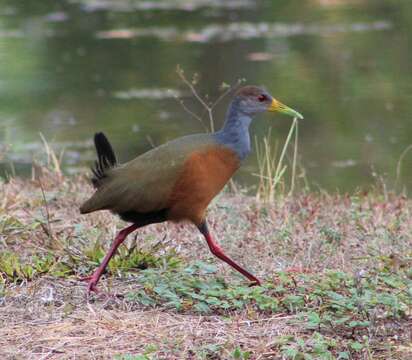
xmin=233 ymin=85 xmax=303 ymax=119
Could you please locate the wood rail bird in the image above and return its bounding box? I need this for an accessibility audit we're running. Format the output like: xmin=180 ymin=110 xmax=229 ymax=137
xmin=80 ymin=85 xmax=303 ymax=293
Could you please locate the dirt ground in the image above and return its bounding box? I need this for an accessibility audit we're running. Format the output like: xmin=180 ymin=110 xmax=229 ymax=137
xmin=0 ymin=172 xmax=411 ymax=359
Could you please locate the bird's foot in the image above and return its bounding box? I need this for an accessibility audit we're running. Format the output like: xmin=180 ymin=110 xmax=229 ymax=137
xmin=78 ymin=274 xmax=92 ymax=282
xmin=78 ymin=274 xmax=100 ymax=294
xmin=87 ymin=281 xmax=99 ymax=294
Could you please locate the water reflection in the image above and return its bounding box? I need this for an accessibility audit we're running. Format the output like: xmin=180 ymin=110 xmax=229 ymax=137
xmin=95 ymin=21 xmax=391 ymax=42
xmin=0 ymin=0 xmax=411 ymax=192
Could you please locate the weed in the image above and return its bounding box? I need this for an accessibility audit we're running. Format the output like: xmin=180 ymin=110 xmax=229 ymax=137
xmin=121 ymin=259 xmax=412 ymax=358
xmin=281 ymin=332 xmax=337 ymax=360
xmin=175 ymin=65 xmax=244 ymax=133
xmin=0 ymin=171 xmax=411 ymax=358
xmin=196 ymin=343 xmax=222 ymax=359
xmin=0 ymin=252 xmax=67 ymax=282
xmin=254 ymin=119 xmax=300 ymax=202
xmin=232 ymin=346 xmax=251 ymax=359
xmin=115 ymin=355 xmax=150 ymax=360
xmin=320 ymin=226 xmax=342 ymax=244
xmin=174 ymin=70 xmax=302 ymax=200
xmin=0 ymin=240 xmax=180 ymax=285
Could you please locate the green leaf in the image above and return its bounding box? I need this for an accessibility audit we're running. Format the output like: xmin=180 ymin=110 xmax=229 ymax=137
xmin=232 ymin=347 xmax=242 ymax=359
xmin=337 ymin=352 xmax=350 ymax=359
xmin=282 ymin=346 xmax=301 ymax=359
xmin=144 ymin=343 xmax=158 ymax=354
xmin=194 ymin=301 xmax=210 ymax=313
xmin=348 ymin=320 xmax=370 ymax=328
xmin=306 ymin=312 xmax=321 ymax=329
xmin=231 ymin=347 xmax=251 ymax=360
xmin=350 ymin=342 xmax=363 ymax=351
xmin=381 ymin=275 xmax=403 ymax=288
xmin=205 ymin=296 xmax=222 ymax=306
xmin=333 ymin=316 xmax=351 ymax=325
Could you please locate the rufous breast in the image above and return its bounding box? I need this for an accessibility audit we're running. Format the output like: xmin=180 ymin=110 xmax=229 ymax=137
xmin=167 ymin=145 xmax=240 ymax=224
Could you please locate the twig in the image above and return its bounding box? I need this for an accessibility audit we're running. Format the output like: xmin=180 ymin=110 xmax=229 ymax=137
xmin=239 ymin=314 xmax=293 ymax=324
xmin=39 ymin=178 xmax=53 ymax=243
xmin=38 ymin=341 xmax=68 ymax=360
xmin=174 ymin=96 xmax=208 ymax=131
xmin=275 ymin=119 xmax=297 ymax=181
xmin=395 ymin=144 xmax=412 ymax=191
xmin=176 ymin=65 xmax=210 ymax=112
xmin=175 ymin=65 xmax=244 ymax=132
xmin=289 ymin=118 xmax=299 ymax=195
xmin=176 ymin=64 xmax=214 ymax=131
xmin=206 ymin=79 xmax=245 ymax=132
xmin=146 ymin=135 xmax=156 ymax=149
xmin=39 ymin=133 xmax=62 ymax=176
xmin=211 ymin=80 xmax=243 ymax=109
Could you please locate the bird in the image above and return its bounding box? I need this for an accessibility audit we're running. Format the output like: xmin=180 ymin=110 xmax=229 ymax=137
xmin=80 ymin=85 xmax=303 ymax=293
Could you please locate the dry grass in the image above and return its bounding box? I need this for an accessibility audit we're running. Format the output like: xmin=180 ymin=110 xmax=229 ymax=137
xmin=0 ymin=277 xmax=295 ymax=359
xmin=254 ymin=119 xmax=300 ymax=202
xmin=0 ymin=169 xmax=411 ymax=359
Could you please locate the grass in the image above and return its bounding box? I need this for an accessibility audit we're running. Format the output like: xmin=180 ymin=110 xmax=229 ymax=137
xmin=254 ymin=119 xmax=300 ymax=203
xmin=0 ymin=77 xmax=410 ymax=358
xmin=175 ymin=68 xmax=302 ymax=202
xmin=0 ymin=167 xmax=411 ymax=359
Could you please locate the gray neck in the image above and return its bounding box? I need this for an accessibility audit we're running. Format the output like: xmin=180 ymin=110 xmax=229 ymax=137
xmin=213 ymin=101 xmax=252 ymax=161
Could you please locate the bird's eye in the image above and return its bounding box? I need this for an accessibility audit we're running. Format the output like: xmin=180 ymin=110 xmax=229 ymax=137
xmin=257 ymin=94 xmax=267 ymax=102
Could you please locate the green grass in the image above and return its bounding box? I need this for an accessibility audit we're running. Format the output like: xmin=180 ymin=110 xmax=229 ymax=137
xmin=0 ymin=239 xmax=181 ymax=285
xmin=0 ymin=172 xmax=411 ymax=358
xmin=122 ymin=259 xmax=411 ymax=358
xmin=2 ymin=249 xmax=409 ymax=358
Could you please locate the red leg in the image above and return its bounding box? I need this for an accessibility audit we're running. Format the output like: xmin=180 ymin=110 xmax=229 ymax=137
xmin=198 ymin=222 xmax=261 ymax=286
xmin=81 ymin=223 xmax=140 ymax=293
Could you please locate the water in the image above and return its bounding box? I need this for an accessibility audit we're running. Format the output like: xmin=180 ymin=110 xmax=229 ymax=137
xmin=1 ymin=0 xmax=411 ymax=192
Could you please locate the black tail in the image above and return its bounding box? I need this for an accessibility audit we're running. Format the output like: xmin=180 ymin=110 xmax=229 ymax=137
xmin=91 ymin=132 xmax=117 ymax=187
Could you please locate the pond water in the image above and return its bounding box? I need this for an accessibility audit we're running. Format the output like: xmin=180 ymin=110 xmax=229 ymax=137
xmin=0 ymin=0 xmax=411 ymax=192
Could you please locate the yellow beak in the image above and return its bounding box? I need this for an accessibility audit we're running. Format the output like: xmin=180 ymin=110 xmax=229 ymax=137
xmin=268 ymin=99 xmax=303 ymax=119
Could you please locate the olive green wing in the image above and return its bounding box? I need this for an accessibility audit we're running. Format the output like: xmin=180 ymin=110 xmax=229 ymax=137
xmin=80 ymin=134 xmax=215 ymax=214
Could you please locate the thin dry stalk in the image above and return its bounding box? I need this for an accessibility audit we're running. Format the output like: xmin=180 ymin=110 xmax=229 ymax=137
xmin=274 ymin=118 xmax=298 ymax=181
xmin=254 ymin=118 xmax=299 ymax=202
xmin=289 ymin=118 xmax=299 ymax=195
xmin=38 ymin=178 xmax=54 ymax=244
xmin=39 ymin=133 xmax=62 ymax=177
xmin=174 ymin=95 xmax=207 ymax=131
xmin=175 ymin=65 xmax=244 ymax=132
xmin=0 ymin=144 xmax=9 ymax=161
xmin=254 ymin=131 xmax=280 ymax=203
xmin=0 ymin=171 xmax=411 ymax=359
xmin=395 ymin=143 xmax=412 ymax=192
xmin=176 ymin=65 xmax=213 ymax=130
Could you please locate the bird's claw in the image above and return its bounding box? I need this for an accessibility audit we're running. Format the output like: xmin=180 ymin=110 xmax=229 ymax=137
xmin=78 ymin=275 xmax=92 ymax=282
xmin=78 ymin=274 xmax=100 ymax=294
xmin=87 ymin=280 xmax=99 ymax=294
